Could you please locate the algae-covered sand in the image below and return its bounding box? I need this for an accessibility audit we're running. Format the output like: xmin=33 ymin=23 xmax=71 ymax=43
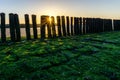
xmin=0 ymin=31 xmax=120 ymax=80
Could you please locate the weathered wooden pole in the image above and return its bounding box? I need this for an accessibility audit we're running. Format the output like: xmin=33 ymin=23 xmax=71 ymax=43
xmin=9 ymin=13 xmax=16 ymax=42
xmin=25 ymin=14 xmax=31 ymax=40
xmin=47 ymin=16 xmax=52 ymax=38
xmin=97 ymin=18 xmax=100 ymax=32
xmin=76 ymin=18 xmax=79 ymax=35
xmin=32 ymin=15 xmax=38 ymax=39
xmin=41 ymin=16 xmax=46 ymax=39
xmin=71 ymin=17 xmax=74 ymax=35
xmin=86 ymin=18 xmax=89 ymax=33
xmin=51 ymin=16 xmax=56 ymax=38
xmin=101 ymin=19 xmax=104 ymax=32
xmin=98 ymin=18 xmax=104 ymax=32
xmin=83 ymin=18 xmax=86 ymax=34
xmin=95 ymin=18 xmax=99 ymax=33
xmin=0 ymin=13 xmax=6 ymax=42
xmin=79 ymin=17 xmax=82 ymax=34
xmin=103 ymin=19 xmax=106 ymax=32
xmin=94 ymin=18 xmax=96 ymax=33
xmin=66 ymin=16 xmax=70 ymax=36
xmin=61 ymin=16 xmax=66 ymax=36
xmin=89 ymin=18 xmax=92 ymax=33
xmin=113 ymin=20 xmax=120 ymax=31
xmin=109 ymin=19 xmax=113 ymax=31
xmin=74 ymin=17 xmax=77 ymax=35
xmin=92 ymin=18 xmax=95 ymax=33
xmin=57 ymin=16 xmax=62 ymax=37
xmin=103 ymin=19 xmax=112 ymax=32
xmin=14 ymin=14 xmax=21 ymax=41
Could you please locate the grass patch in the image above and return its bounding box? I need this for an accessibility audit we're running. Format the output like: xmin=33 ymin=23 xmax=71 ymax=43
xmin=0 ymin=31 xmax=120 ymax=79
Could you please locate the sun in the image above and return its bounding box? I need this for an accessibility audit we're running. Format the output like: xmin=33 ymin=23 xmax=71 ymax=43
xmin=42 ymin=8 xmax=59 ymax=23
xmin=47 ymin=12 xmax=56 ymax=23
xmin=49 ymin=17 xmax=52 ymax=23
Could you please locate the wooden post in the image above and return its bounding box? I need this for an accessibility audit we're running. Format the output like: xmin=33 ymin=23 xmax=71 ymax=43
xmin=79 ymin=17 xmax=82 ymax=34
xmin=32 ymin=15 xmax=38 ymax=39
xmin=104 ymin=19 xmax=112 ymax=32
xmin=41 ymin=16 xmax=46 ymax=39
xmin=101 ymin=19 xmax=104 ymax=32
xmin=91 ymin=18 xmax=94 ymax=33
xmin=57 ymin=16 xmax=62 ymax=37
xmin=98 ymin=18 xmax=104 ymax=32
xmin=89 ymin=18 xmax=92 ymax=33
xmin=14 ymin=14 xmax=21 ymax=41
xmin=92 ymin=18 xmax=95 ymax=33
xmin=94 ymin=18 xmax=96 ymax=33
xmin=66 ymin=16 xmax=70 ymax=36
xmin=61 ymin=16 xmax=66 ymax=36
xmin=97 ymin=18 xmax=100 ymax=32
xmin=74 ymin=17 xmax=77 ymax=35
xmin=25 ymin=14 xmax=31 ymax=40
xmin=113 ymin=20 xmax=120 ymax=31
xmin=51 ymin=16 xmax=56 ymax=38
xmin=76 ymin=18 xmax=79 ymax=35
xmin=96 ymin=18 xmax=99 ymax=33
xmin=83 ymin=18 xmax=86 ymax=34
xmin=74 ymin=17 xmax=76 ymax=35
xmin=90 ymin=18 xmax=93 ymax=33
xmin=94 ymin=18 xmax=98 ymax=33
xmin=109 ymin=19 xmax=113 ymax=31
xmin=71 ymin=17 xmax=73 ymax=35
xmin=0 ymin=13 xmax=6 ymax=42
xmin=9 ymin=13 xmax=16 ymax=42
xmin=86 ymin=18 xmax=89 ymax=33
xmin=47 ymin=16 xmax=52 ymax=38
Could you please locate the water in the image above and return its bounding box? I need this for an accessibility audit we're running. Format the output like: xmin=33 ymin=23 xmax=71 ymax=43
xmin=0 ymin=26 xmax=73 ymax=38
xmin=0 ymin=28 xmax=41 ymax=38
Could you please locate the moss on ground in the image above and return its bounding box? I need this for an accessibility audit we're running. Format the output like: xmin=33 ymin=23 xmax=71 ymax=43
xmin=0 ymin=31 xmax=120 ymax=80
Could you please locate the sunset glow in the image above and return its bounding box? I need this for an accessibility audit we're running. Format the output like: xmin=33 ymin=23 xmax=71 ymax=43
xmin=1 ymin=0 xmax=120 ymax=24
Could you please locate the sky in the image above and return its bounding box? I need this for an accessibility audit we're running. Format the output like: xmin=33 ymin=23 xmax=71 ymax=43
xmin=1 ymin=0 xmax=120 ymax=23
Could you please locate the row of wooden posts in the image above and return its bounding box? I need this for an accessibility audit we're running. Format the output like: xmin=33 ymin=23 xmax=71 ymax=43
xmin=0 ymin=13 xmax=120 ymax=43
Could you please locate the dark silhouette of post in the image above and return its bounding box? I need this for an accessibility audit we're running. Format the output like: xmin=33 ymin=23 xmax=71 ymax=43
xmin=104 ymin=19 xmax=112 ymax=32
xmin=79 ymin=17 xmax=82 ymax=34
xmin=95 ymin=18 xmax=99 ymax=33
xmin=93 ymin=18 xmax=96 ymax=33
xmin=47 ymin=16 xmax=52 ymax=38
xmin=97 ymin=18 xmax=100 ymax=32
xmin=83 ymin=18 xmax=86 ymax=34
xmin=41 ymin=15 xmax=51 ymax=39
xmin=74 ymin=17 xmax=79 ymax=35
xmin=66 ymin=16 xmax=70 ymax=36
xmin=0 ymin=13 xmax=6 ymax=42
xmin=98 ymin=18 xmax=104 ymax=32
xmin=25 ymin=14 xmax=31 ymax=40
xmin=14 ymin=14 xmax=21 ymax=41
xmin=114 ymin=20 xmax=120 ymax=31
xmin=101 ymin=19 xmax=104 ymax=32
xmin=74 ymin=17 xmax=77 ymax=35
xmin=109 ymin=19 xmax=113 ymax=31
xmin=89 ymin=18 xmax=92 ymax=33
xmin=71 ymin=17 xmax=73 ymax=35
xmin=91 ymin=18 xmax=94 ymax=33
xmin=32 ymin=15 xmax=38 ymax=39
xmin=9 ymin=13 xmax=16 ymax=42
xmin=61 ymin=16 xmax=66 ymax=36
xmin=51 ymin=16 xmax=56 ymax=38
xmin=76 ymin=18 xmax=79 ymax=35
xmin=85 ymin=18 xmax=89 ymax=33
xmin=57 ymin=16 xmax=62 ymax=37
xmin=41 ymin=16 xmax=46 ymax=39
